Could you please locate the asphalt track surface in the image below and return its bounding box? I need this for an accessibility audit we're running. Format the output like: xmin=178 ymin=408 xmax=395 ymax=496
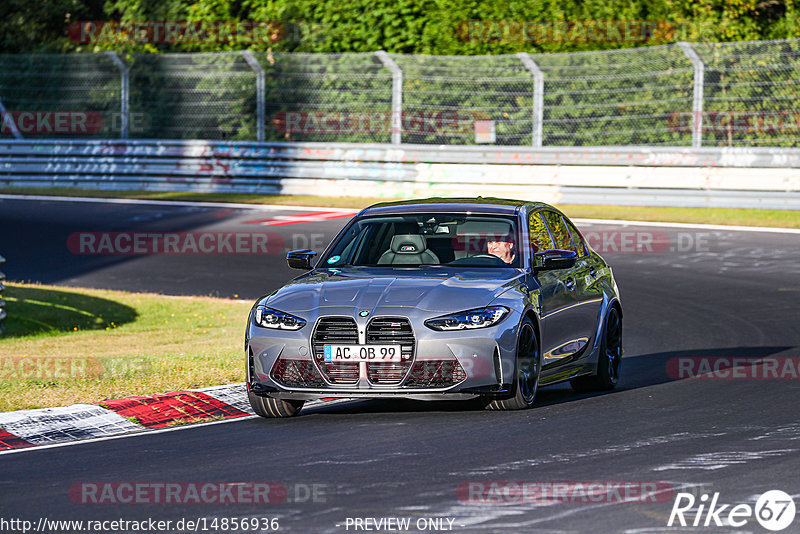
xmin=1 ymin=196 xmax=799 ymax=533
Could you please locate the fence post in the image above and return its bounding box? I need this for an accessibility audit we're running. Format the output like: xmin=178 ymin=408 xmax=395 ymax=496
xmin=105 ymin=51 xmax=130 ymax=139
xmin=677 ymin=42 xmax=704 ymax=149
xmin=375 ymin=50 xmax=403 ymax=145
xmin=516 ymin=52 xmax=544 ymax=148
xmin=0 ymin=98 xmax=22 ymax=139
xmin=242 ymin=50 xmax=265 ymax=142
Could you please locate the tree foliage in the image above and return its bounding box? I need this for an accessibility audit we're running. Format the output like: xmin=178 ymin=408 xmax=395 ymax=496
xmin=1 ymin=0 xmax=798 ymax=54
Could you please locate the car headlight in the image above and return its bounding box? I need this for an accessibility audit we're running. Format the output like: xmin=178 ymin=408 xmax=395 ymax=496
xmin=253 ymin=306 xmax=306 ymax=330
xmin=425 ymin=306 xmax=509 ymax=331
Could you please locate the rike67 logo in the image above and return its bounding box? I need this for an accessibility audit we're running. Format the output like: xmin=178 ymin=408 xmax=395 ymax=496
xmin=669 ymin=490 xmax=796 ymax=531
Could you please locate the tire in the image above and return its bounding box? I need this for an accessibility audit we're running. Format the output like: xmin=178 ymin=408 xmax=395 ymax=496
xmin=248 ymin=390 xmax=305 ymax=418
xmin=571 ymin=306 xmax=622 ymax=392
xmin=484 ymin=318 xmax=540 ymax=410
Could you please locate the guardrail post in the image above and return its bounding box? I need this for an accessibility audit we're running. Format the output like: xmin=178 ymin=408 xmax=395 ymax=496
xmin=0 ymin=97 xmax=23 ymax=139
xmin=242 ymin=50 xmax=265 ymax=142
xmin=0 ymin=255 xmax=6 ymax=335
xmin=516 ymin=52 xmax=545 ymax=148
xmin=375 ymin=51 xmax=403 ymax=145
xmin=105 ymin=51 xmax=130 ymax=139
xmin=677 ymin=42 xmax=705 ymax=149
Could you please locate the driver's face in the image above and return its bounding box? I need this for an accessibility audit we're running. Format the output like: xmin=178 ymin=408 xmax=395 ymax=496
xmin=487 ymin=239 xmax=515 ymax=262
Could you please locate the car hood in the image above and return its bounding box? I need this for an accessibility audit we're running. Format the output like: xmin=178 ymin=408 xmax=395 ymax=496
xmin=262 ymin=266 xmax=523 ymax=314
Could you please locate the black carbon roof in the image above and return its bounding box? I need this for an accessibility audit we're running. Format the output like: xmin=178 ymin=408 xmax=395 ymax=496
xmin=361 ymin=197 xmax=552 ymax=215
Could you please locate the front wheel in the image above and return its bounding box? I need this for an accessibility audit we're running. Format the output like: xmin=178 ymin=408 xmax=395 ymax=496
xmin=248 ymin=390 xmax=305 ymax=418
xmin=571 ymin=306 xmax=622 ymax=392
xmin=484 ymin=318 xmax=540 ymax=410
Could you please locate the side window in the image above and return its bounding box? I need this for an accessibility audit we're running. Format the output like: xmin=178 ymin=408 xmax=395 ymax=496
xmin=325 ymin=224 xmax=363 ymax=265
xmin=355 ymin=224 xmax=389 ymax=264
xmin=542 ymin=211 xmax=576 ymax=253
xmin=563 ymin=218 xmax=589 ymax=257
xmin=528 ymin=211 xmax=554 ymax=253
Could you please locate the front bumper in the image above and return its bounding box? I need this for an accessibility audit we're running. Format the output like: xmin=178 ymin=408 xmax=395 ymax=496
xmin=246 ymin=310 xmax=521 ymax=400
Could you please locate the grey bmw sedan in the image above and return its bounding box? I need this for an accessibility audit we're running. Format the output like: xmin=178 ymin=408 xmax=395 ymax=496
xmin=245 ymin=198 xmax=622 ymax=417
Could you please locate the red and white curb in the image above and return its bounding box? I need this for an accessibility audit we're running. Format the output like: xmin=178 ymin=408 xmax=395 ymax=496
xmin=0 ymin=384 xmax=346 ymax=452
xmin=242 ymin=210 xmax=354 ymax=226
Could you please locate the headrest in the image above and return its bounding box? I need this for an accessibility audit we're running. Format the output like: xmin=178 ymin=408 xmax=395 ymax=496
xmin=390 ymin=234 xmax=427 ymax=254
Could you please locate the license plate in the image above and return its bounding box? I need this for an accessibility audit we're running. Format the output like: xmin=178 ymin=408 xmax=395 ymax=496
xmin=323 ymin=344 xmax=402 ymax=362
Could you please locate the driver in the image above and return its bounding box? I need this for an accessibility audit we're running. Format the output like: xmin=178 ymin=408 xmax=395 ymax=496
xmin=487 ymin=233 xmax=516 ymax=264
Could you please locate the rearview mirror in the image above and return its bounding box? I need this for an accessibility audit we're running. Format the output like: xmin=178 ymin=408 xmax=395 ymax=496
xmin=534 ymin=249 xmax=578 ymax=272
xmin=287 ymin=249 xmax=317 ymax=270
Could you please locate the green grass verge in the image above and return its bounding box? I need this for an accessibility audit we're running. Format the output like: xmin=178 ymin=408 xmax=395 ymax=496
xmin=0 ymin=282 xmax=251 ymax=412
xmin=560 ymin=204 xmax=800 ymax=229
xmin=2 ymin=187 xmax=797 ymax=228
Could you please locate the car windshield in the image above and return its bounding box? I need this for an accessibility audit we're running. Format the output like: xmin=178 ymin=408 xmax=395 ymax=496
xmin=321 ymin=213 xmax=521 ymax=268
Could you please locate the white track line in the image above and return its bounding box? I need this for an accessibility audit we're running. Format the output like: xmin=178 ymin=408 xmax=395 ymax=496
xmin=0 ymin=414 xmax=258 ymax=456
xmin=1 ymin=194 xmax=796 ymax=233
xmin=573 ymin=217 xmax=800 ymax=234
xmin=0 ymin=397 xmax=358 ymax=456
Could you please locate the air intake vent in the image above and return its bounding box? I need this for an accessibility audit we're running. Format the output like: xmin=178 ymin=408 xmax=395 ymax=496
xmin=271 ymin=357 xmax=325 ymax=387
xmin=405 ymin=359 xmax=467 ymax=388
xmin=312 ymin=317 xmax=359 ymax=384
xmin=367 ymin=317 xmax=415 ymax=384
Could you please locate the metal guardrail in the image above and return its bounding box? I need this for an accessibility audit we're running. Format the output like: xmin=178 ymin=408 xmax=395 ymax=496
xmin=3 ymin=139 xmax=800 ymax=166
xmin=1 ymin=140 xmax=798 ymax=209
xmin=0 ymin=255 xmax=6 ymax=335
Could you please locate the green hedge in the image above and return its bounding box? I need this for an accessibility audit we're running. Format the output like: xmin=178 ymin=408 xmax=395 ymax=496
xmin=2 ymin=0 xmax=798 ymax=55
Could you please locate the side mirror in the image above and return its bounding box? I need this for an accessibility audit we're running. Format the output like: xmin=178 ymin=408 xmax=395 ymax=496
xmin=287 ymin=249 xmax=317 ymax=270
xmin=534 ymin=249 xmax=578 ymax=272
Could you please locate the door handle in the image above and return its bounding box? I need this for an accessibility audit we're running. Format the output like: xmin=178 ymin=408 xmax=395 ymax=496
xmin=565 ymin=277 xmax=576 ymax=291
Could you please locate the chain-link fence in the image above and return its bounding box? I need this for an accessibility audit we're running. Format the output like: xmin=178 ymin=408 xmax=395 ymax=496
xmin=128 ymin=53 xmax=259 ymax=140
xmin=0 ymin=54 xmax=122 ymax=138
xmin=1 ymin=38 xmax=798 ymax=146
xmin=260 ymin=52 xmax=394 ymax=144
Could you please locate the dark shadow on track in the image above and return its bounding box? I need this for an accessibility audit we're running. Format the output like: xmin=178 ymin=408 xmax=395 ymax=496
xmin=0 ymin=202 xmax=232 ymax=285
xmin=295 ymin=345 xmax=794 ymax=417
xmin=0 ymin=197 xmax=351 ymax=298
xmin=619 ymin=345 xmax=795 ymax=388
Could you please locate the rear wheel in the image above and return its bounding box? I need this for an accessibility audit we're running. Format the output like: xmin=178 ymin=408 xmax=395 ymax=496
xmin=485 ymin=318 xmax=540 ymax=410
xmin=248 ymin=390 xmax=305 ymax=418
xmin=571 ymin=306 xmax=622 ymax=392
